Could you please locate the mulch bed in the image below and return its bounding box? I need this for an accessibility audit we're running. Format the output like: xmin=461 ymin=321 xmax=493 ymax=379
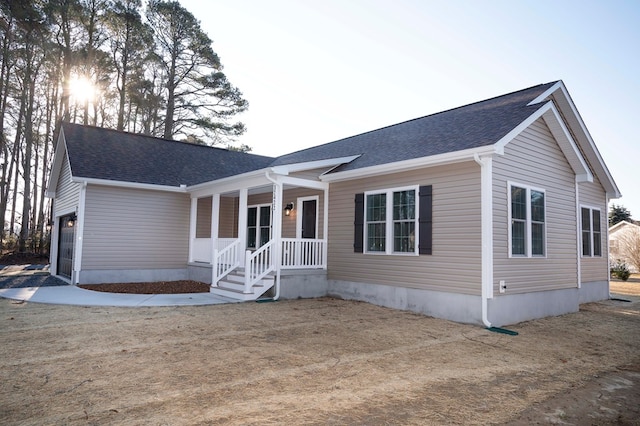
xmin=79 ymin=280 xmax=210 ymax=294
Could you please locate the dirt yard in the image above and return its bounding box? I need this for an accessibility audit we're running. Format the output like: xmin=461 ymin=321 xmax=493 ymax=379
xmin=1 ymin=283 xmax=639 ymax=425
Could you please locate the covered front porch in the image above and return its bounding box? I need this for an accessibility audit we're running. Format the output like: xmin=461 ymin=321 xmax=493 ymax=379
xmin=186 ymin=169 xmax=329 ymax=300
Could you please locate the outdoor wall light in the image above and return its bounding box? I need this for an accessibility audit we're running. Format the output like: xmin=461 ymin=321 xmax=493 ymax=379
xmin=67 ymin=218 xmax=75 ymax=227
xmin=284 ymin=202 xmax=295 ymax=216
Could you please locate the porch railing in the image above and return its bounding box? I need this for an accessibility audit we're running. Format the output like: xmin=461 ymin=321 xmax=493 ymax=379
xmin=193 ymin=237 xmax=237 ymax=263
xmin=212 ymin=239 xmax=241 ymax=286
xmin=244 ymin=240 xmax=275 ymax=294
xmin=281 ymin=238 xmax=326 ymax=269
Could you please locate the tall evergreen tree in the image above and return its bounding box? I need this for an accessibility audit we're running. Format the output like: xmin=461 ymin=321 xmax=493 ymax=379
xmin=146 ymin=0 xmax=247 ymax=143
xmin=609 ymin=204 xmax=632 ymax=226
xmin=107 ymin=0 xmax=153 ymax=131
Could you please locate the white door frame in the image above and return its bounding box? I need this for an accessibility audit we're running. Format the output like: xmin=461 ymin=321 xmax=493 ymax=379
xmin=296 ymin=195 xmax=319 ymax=239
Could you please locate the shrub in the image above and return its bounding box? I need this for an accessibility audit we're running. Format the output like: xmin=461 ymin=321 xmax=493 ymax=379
xmin=610 ymin=260 xmax=631 ymax=281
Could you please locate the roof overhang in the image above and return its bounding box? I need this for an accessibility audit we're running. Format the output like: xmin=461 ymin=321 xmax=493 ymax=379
xmin=495 ymin=101 xmax=593 ymax=183
xmin=269 ymin=155 xmax=361 ymax=175
xmin=187 ymin=156 xmax=358 ymax=197
xmin=71 ymin=176 xmax=188 ymax=193
xmin=45 ymin=128 xmax=70 ymax=198
xmin=530 ymin=81 xmax=621 ymax=199
xmin=320 ymin=145 xmax=496 ymax=182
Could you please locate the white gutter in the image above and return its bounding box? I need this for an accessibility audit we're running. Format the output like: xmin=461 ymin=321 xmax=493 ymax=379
xmin=71 ymin=176 xmax=187 ymax=193
xmin=320 ymin=146 xmax=496 ymax=182
xmin=474 ymin=154 xmax=493 ymax=328
xmin=265 ymin=171 xmax=282 ymax=300
xmin=575 ymin=179 xmax=581 ymax=289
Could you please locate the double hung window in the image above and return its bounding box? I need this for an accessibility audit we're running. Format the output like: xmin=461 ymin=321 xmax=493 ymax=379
xmin=365 ymin=187 xmax=418 ymax=255
xmin=509 ymin=183 xmax=545 ymax=257
xmin=581 ymin=207 xmax=602 ymax=257
xmin=247 ymin=204 xmax=271 ymax=249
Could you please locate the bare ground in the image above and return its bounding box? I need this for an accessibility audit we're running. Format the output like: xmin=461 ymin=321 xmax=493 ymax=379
xmin=0 ymin=282 xmax=639 ymax=425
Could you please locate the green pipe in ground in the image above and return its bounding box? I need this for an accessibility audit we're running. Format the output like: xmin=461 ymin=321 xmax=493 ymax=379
xmin=486 ymin=327 xmax=518 ymax=336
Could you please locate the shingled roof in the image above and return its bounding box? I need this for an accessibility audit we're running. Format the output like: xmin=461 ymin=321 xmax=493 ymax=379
xmin=271 ymin=82 xmax=558 ymax=173
xmin=62 ymin=123 xmax=275 ymax=186
xmin=62 ymin=82 xmax=559 ymax=187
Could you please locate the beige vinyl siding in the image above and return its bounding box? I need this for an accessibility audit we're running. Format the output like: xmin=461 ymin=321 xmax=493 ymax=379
xmin=195 ymin=195 xmax=238 ymax=238
xmin=195 ymin=196 xmax=212 ymax=238
xmin=283 ymin=188 xmax=324 ymax=238
xmin=219 ymin=196 xmax=238 ymax=238
xmin=578 ymin=175 xmax=608 ymax=282
xmin=54 ymin=157 xmax=80 ymax=215
xmin=247 ymin=189 xmax=325 ymax=239
xmin=493 ymin=118 xmax=577 ymax=294
xmin=82 ymin=185 xmax=190 ymax=269
xmin=328 ymin=161 xmax=482 ymax=294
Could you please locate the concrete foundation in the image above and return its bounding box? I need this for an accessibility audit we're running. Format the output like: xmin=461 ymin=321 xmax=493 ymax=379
xmin=579 ymin=280 xmax=610 ymax=303
xmin=326 ymin=279 xmax=611 ymax=327
xmin=487 ymin=288 xmax=580 ymax=326
xmin=279 ymin=270 xmax=328 ymax=299
xmin=328 ymin=279 xmax=482 ymax=325
xmin=74 ymin=265 xmax=611 ymax=327
xmin=188 ymin=263 xmax=213 ymax=284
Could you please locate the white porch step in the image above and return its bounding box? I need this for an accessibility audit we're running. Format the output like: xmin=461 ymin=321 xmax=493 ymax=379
xmin=210 ymin=270 xmax=275 ymax=301
xmin=210 ymin=285 xmax=264 ymax=301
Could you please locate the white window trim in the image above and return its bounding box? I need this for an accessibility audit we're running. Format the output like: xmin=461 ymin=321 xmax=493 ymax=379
xmin=507 ymin=181 xmax=547 ymax=258
xmin=247 ymin=203 xmax=272 ymax=249
xmin=364 ymin=185 xmax=419 ymax=256
xmin=580 ymin=205 xmax=602 ymax=258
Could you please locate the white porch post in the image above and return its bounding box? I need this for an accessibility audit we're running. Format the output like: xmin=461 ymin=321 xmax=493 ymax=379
xmin=210 ymin=193 xmax=220 ymax=264
xmin=271 ymin=182 xmax=283 ymax=267
xmin=323 ymin=187 xmax=329 ymax=269
xmin=238 ymin=188 xmax=248 ymax=267
xmin=188 ymin=197 xmax=197 ymax=263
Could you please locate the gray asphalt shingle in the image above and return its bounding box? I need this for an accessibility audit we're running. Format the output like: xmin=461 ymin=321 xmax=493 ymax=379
xmin=63 ymin=82 xmax=557 ymax=185
xmin=63 ymin=124 xmax=275 ymax=186
xmin=271 ymin=82 xmax=556 ymax=173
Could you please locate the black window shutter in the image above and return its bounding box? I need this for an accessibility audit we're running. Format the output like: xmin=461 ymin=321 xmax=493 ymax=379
xmin=418 ymin=185 xmax=432 ymax=255
xmin=354 ymin=193 xmax=364 ymax=253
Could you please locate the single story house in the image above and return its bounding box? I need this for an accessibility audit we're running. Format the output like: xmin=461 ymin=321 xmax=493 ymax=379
xmin=609 ymin=220 xmax=640 ymax=272
xmin=46 ymin=81 xmax=620 ymax=326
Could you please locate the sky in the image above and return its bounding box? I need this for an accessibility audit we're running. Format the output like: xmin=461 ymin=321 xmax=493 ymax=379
xmin=180 ymin=0 xmax=639 ymax=218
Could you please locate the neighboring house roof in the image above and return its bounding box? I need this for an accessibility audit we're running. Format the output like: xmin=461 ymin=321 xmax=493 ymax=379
xmin=271 ymin=82 xmax=557 ymax=173
xmin=609 ymin=220 xmax=640 ymax=235
xmin=61 ymin=123 xmax=275 ymax=187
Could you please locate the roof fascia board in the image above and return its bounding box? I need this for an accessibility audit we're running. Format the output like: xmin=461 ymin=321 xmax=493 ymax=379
xmin=270 ymin=155 xmax=361 ymax=175
xmin=552 ymin=83 xmax=621 ymax=198
xmin=278 ymin=175 xmax=329 ymax=190
xmin=186 ymin=169 xmax=269 ymax=195
xmin=320 ymin=146 xmax=496 ymax=182
xmin=541 ymin=106 xmax=593 ymax=182
xmin=530 ymin=81 xmax=620 ymax=198
xmin=494 ymin=101 xmax=551 ymax=155
xmin=45 ymin=128 xmax=69 ymax=198
xmin=527 ymin=81 xmax=564 ymax=106
xmin=71 ymin=176 xmax=187 ymax=193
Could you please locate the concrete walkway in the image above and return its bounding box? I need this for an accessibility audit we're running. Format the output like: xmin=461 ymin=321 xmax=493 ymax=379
xmin=0 ymin=264 xmax=236 ymax=307
xmin=0 ymin=285 xmax=236 ymax=307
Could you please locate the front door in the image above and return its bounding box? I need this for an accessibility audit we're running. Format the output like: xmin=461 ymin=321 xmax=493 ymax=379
xmin=300 ymin=198 xmax=317 ymax=239
xmin=57 ymin=215 xmax=76 ymax=279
